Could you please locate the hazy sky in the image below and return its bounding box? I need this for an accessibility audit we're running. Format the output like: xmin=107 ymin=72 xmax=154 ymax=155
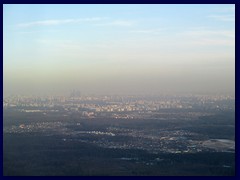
xmin=3 ymin=4 xmax=235 ymax=96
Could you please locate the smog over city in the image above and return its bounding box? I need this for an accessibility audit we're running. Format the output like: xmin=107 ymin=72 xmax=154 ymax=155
xmin=3 ymin=4 xmax=235 ymax=176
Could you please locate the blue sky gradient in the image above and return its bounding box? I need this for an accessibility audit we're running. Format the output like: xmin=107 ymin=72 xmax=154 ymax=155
xmin=3 ymin=4 xmax=235 ymax=95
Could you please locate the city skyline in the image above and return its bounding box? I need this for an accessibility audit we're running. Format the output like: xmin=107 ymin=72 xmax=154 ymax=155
xmin=3 ymin=4 xmax=235 ymax=96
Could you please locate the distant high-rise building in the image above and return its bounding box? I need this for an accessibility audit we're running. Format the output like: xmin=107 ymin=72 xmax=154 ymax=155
xmin=70 ymin=90 xmax=81 ymax=98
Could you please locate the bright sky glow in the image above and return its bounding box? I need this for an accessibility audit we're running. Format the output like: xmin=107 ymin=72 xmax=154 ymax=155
xmin=3 ymin=4 xmax=235 ymax=95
